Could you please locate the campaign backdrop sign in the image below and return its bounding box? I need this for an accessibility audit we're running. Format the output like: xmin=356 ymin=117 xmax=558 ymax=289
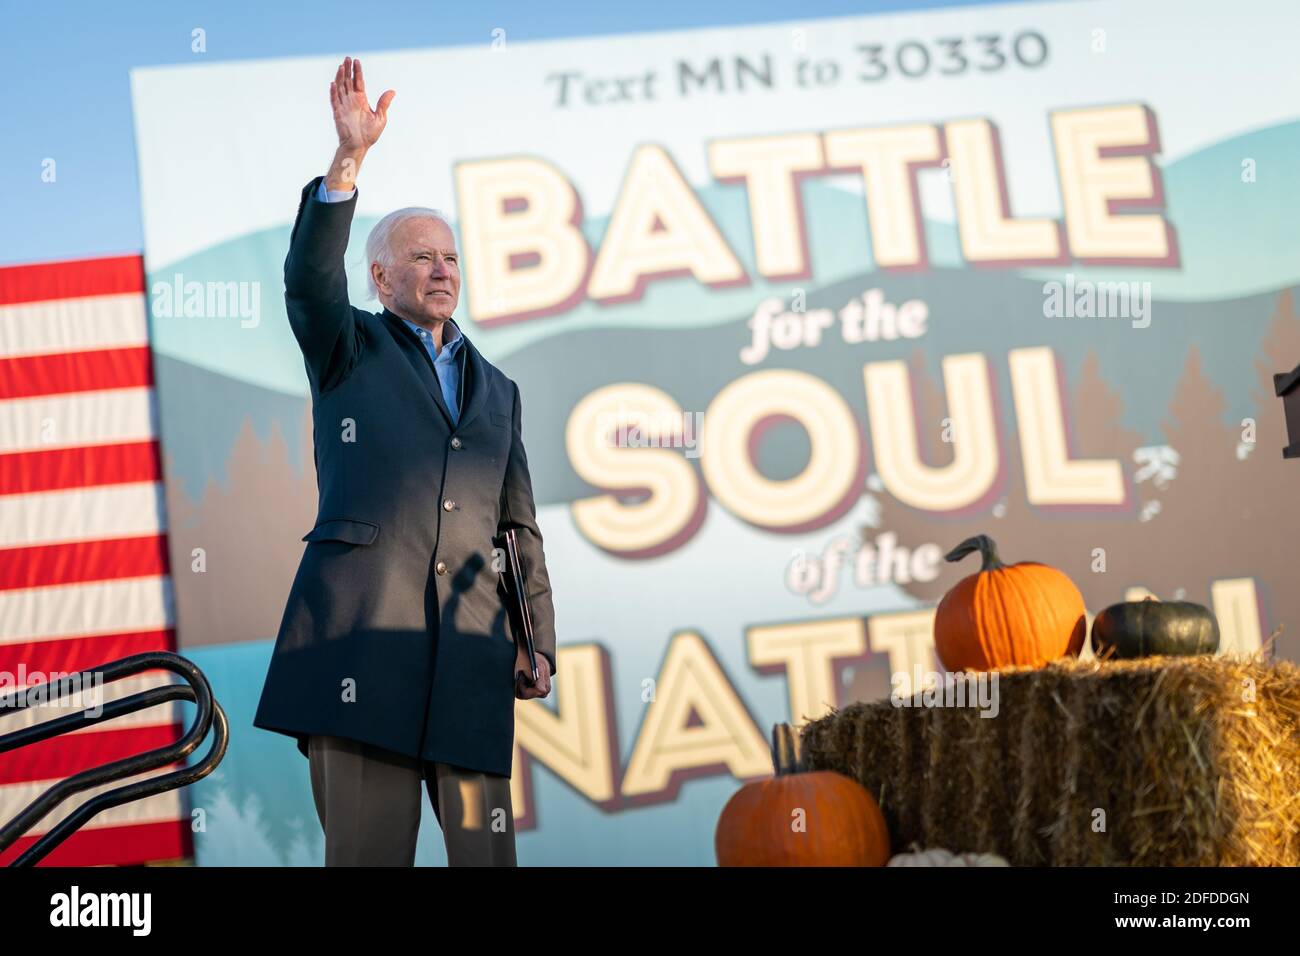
xmin=129 ymin=0 xmax=1300 ymax=864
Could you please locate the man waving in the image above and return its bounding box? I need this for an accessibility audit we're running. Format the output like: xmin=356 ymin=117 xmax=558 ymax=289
xmin=253 ymin=56 xmax=556 ymax=867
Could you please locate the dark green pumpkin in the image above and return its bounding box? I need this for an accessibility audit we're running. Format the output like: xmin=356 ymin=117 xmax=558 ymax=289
xmin=1090 ymin=597 xmax=1220 ymax=659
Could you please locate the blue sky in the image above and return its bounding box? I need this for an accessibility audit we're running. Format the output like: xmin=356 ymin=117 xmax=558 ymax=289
xmin=3 ymin=0 xmax=1048 ymax=267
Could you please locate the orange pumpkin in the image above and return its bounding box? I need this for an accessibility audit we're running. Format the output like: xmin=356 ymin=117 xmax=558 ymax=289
xmin=934 ymin=534 xmax=1086 ymax=671
xmin=715 ymin=724 xmax=890 ymax=867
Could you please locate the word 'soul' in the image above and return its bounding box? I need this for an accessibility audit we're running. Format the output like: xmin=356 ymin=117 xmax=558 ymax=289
xmin=566 ymin=346 xmax=1127 ymax=558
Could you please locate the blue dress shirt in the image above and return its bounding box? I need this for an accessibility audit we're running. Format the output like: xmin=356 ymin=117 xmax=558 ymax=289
xmin=316 ymin=179 xmax=464 ymax=424
xmin=402 ymin=317 xmax=464 ymax=425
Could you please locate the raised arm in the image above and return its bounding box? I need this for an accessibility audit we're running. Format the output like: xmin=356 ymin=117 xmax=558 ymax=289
xmin=284 ymin=57 xmax=395 ymax=392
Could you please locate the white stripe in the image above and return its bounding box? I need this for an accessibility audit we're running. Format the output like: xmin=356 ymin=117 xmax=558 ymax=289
xmin=0 ymin=772 xmax=184 ymax=836
xmin=0 ymin=387 xmax=157 ymax=454
xmin=0 ymin=294 xmax=149 ymax=359
xmin=0 ymin=483 xmax=166 ymax=548
xmin=0 ymin=673 xmax=181 ymax=732
xmin=0 ymin=294 xmax=149 ymax=360
xmin=0 ymin=577 xmax=174 ymax=646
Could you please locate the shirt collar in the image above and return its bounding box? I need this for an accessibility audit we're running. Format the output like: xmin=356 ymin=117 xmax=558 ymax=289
xmin=400 ymin=315 xmax=464 ymax=357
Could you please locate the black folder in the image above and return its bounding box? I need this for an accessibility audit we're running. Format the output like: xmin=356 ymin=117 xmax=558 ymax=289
xmin=493 ymin=527 xmax=539 ymax=690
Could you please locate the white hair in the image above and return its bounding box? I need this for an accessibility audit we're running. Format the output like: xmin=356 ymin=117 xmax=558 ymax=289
xmin=365 ymin=207 xmax=454 ymax=300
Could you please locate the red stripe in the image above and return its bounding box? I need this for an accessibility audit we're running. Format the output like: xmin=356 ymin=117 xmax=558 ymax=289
xmin=0 ymin=819 xmax=190 ymax=867
xmin=0 ymin=726 xmax=187 ymax=786
xmin=0 ymin=630 xmax=178 ymax=677
xmin=0 ymin=346 xmax=153 ymax=399
xmin=0 ymin=629 xmax=182 ymax=723
xmin=0 ymin=255 xmax=146 ymax=307
xmin=0 ymin=535 xmax=170 ymax=591
xmin=0 ymin=440 xmax=161 ymax=495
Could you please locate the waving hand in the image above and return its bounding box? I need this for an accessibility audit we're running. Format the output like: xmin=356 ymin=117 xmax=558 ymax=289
xmin=330 ymin=56 xmax=395 ymax=151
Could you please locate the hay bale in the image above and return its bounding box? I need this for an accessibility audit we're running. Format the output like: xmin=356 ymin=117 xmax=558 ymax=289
xmin=800 ymin=655 xmax=1300 ymax=866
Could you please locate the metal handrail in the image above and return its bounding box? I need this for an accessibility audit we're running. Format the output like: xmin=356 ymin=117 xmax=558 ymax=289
xmin=0 ymin=651 xmax=229 ymax=866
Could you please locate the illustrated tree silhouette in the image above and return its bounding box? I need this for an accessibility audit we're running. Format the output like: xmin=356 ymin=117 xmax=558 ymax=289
xmin=163 ymin=406 xmax=317 ymax=649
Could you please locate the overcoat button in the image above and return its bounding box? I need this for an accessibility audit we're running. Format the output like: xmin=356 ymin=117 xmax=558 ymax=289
xmin=435 ymin=561 xmax=448 ymax=575
xmin=450 ymin=436 xmax=462 ymax=449
xmin=443 ymin=498 xmax=455 ymax=511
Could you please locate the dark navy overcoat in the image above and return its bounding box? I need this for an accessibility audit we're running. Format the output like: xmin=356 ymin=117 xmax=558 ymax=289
xmin=252 ymin=177 xmax=557 ymax=776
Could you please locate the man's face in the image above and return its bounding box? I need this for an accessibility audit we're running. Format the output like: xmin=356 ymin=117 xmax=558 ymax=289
xmin=373 ymin=216 xmax=461 ymax=324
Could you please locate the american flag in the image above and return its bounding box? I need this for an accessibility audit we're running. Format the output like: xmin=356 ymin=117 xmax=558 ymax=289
xmin=0 ymin=254 xmax=190 ymax=866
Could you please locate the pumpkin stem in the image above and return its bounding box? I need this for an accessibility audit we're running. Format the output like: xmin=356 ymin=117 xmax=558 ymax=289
xmin=944 ymin=534 xmax=1005 ymax=571
xmin=771 ymin=723 xmax=804 ymax=776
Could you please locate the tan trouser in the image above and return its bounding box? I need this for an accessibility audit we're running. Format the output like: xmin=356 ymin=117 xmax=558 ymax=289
xmin=307 ymin=734 xmax=517 ymax=866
